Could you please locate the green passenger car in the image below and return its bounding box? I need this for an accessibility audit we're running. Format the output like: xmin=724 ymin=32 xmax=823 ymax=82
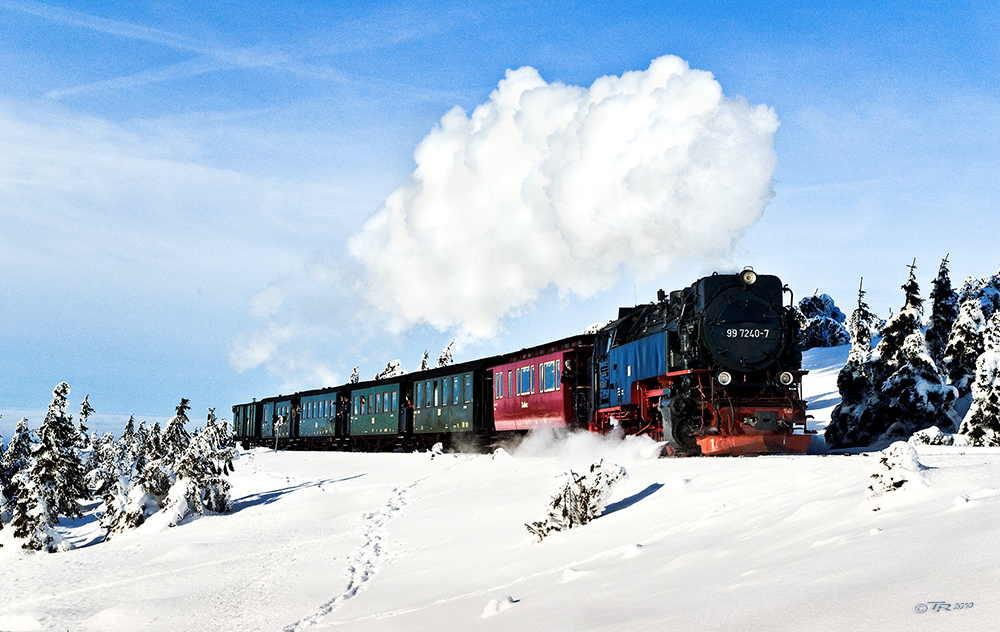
xmin=413 ymin=370 xmax=477 ymax=434
xmin=350 ymin=383 xmax=402 ymax=436
xmin=298 ymin=391 xmax=339 ymax=437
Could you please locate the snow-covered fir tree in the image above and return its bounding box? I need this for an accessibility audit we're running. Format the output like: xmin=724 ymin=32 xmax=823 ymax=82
xmin=826 ymin=280 xmax=881 ymax=448
xmin=10 ymin=382 xmax=89 ymax=551
xmin=943 ymin=284 xmax=990 ymax=399
xmin=86 ymin=432 xmax=122 ymax=499
xmin=436 ymin=341 xmax=455 ymax=368
xmin=160 ymin=421 xmax=239 ymax=525
xmin=0 ymin=417 xmax=35 ymax=510
xmin=374 ymin=360 xmax=404 ymax=380
xmin=925 ymin=256 xmax=959 ymax=367
xmin=200 ymin=409 xmax=237 ymax=476
xmin=419 ymin=351 xmax=430 ymax=371
xmin=77 ymin=395 xmax=95 ymax=449
xmin=161 ymin=399 xmax=193 ymax=466
xmin=876 ymin=332 xmax=958 ymax=441
xmin=957 ymin=311 xmax=1000 ymax=446
xmin=135 ymin=420 xmax=158 ymax=469
xmin=875 ymin=261 xmax=923 ymax=369
xmin=117 ymin=416 xmax=139 ymax=470
xmin=103 ymin=456 xmax=171 ymax=539
xmin=796 ymin=292 xmax=850 ymax=350
xmin=349 ymin=366 xmax=359 ymax=384
xmin=828 ymin=266 xmax=955 ymax=448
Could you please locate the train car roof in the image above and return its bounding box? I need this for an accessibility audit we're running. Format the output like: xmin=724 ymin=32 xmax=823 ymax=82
xmin=494 ymin=333 xmax=595 ymax=364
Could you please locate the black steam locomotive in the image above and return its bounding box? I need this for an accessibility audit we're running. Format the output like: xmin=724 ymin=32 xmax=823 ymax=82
xmin=590 ymin=268 xmax=810 ymax=455
xmin=233 ymin=268 xmax=811 ymax=456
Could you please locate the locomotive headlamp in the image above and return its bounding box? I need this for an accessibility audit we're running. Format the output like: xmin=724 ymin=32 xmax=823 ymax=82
xmin=717 ymin=371 xmax=733 ymax=386
xmin=779 ymin=371 xmax=794 ymax=386
xmin=740 ymin=269 xmax=757 ymax=286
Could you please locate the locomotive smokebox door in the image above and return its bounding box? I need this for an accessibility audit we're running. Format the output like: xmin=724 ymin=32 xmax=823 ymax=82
xmin=700 ymin=279 xmax=786 ymax=373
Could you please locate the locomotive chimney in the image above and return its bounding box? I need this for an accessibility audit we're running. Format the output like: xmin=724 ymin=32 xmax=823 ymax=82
xmin=657 ymin=289 xmax=666 ymax=303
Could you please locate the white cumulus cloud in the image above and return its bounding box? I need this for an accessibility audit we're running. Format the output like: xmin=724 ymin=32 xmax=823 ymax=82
xmin=348 ymin=55 xmax=779 ymax=338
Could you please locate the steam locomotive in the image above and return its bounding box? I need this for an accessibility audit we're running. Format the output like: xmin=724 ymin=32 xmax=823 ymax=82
xmin=232 ymin=269 xmax=812 ymax=456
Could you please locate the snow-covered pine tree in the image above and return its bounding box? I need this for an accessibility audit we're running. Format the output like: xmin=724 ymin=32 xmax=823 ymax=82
xmin=160 ymin=423 xmax=239 ymax=525
xmin=875 ymin=260 xmax=924 ymax=370
xmin=796 ymin=293 xmax=850 ymax=350
xmin=943 ymin=285 xmax=989 ymax=400
xmin=419 ymin=351 xmax=430 ymax=371
xmin=875 ymin=332 xmax=958 ymax=442
xmin=146 ymin=422 xmax=166 ymax=462
xmin=925 ymin=256 xmax=959 ymax=367
xmin=103 ymin=456 xmax=171 ymax=539
xmin=86 ymin=432 xmax=121 ymax=499
xmin=34 ymin=383 xmax=89 ymax=515
xmin=162 ymin=399 xmax=193 ymax=467
xmin=436 ymin=341 xmax=455 ymax=368
xmin=117 ymin=415 xmax=138 ymax=470
xmin=200 ymin=408 xmax=237 ymax=475
xmin=0 ymin=417 xmax=35 ymax=510
xmin=349 ymin=367 xmax=359 ymax=384
xmin=958 ymin=311 xmax=1000 ymax=446
xmin=10 ymin=382 xmax=89 ymax=550
xmin=827 ymin=279 xmax=882 ymax=448
xmin=77 ymin=395 xmax=94 ymax=449
xmin=374 ymin=360 xmax=403 ymax=380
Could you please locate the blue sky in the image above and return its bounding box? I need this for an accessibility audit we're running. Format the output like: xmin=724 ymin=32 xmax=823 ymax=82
xmin=2 ymin=0 xmax=998 ymax=436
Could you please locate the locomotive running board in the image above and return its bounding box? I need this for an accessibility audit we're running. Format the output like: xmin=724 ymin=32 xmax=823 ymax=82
xmin=696 ymin=433 xmax=812 ymax=456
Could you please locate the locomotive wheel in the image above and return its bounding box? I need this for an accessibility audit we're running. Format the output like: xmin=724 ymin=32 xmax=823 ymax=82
xmin=672 ymin=416 xmax=700 ymax=452
xmin=663 ymin=396 xmax=700 ymax=453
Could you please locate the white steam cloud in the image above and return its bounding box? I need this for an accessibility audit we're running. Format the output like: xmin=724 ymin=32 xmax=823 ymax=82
xmin=348 ymin=55 xmax=779 ymax=338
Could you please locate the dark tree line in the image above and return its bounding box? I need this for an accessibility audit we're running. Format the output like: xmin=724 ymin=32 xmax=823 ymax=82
xmin=0 ymin=388 xmax=237 ymax=552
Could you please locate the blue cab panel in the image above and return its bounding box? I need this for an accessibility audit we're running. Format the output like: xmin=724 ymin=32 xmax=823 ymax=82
xmin=603 ymin=331 xmax=666 ymax=408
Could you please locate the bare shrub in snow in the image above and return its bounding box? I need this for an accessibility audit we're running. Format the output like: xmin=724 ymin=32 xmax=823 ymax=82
xmin=526 ymin=460 xmax=627 ymax=541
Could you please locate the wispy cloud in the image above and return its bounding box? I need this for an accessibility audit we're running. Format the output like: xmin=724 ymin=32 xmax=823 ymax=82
xmin=4 ymin=0 xmax=290 ymax=98
xmin=5 ymin=0 xmax=473 ymax=99
xmin=1 ymin=0 xmax=209 ymax=53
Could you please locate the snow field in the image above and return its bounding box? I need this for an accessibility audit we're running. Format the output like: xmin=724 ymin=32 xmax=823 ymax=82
xmin=2 ymin=346 xmax=999 ymax=631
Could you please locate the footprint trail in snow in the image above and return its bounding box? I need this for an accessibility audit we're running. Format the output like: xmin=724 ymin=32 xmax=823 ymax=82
xmin=282 ymin=481 xmax=414 ymax=631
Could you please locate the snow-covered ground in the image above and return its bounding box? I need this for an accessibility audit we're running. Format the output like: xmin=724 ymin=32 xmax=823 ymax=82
xmin=2 ymin=346 xmax=998 ymax=631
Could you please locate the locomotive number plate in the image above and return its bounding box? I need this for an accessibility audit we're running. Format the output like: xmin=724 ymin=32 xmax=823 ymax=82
xmin=724 ymin=328 xmax=771 ymax=339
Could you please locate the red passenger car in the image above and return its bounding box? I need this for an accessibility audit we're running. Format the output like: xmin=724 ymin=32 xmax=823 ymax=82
xmin=490 ymin=335 xmax=594 ymax=431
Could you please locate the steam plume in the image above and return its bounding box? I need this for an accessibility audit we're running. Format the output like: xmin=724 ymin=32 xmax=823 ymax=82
xmin=349 ymin=55 xmax=779 ymax=338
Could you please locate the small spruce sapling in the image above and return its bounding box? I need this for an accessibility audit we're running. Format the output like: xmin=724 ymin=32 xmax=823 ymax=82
xmin=436 ymin=341 xmax=455 ymax=368
xmin=526 ymin=460 xmax=627 ymax=541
